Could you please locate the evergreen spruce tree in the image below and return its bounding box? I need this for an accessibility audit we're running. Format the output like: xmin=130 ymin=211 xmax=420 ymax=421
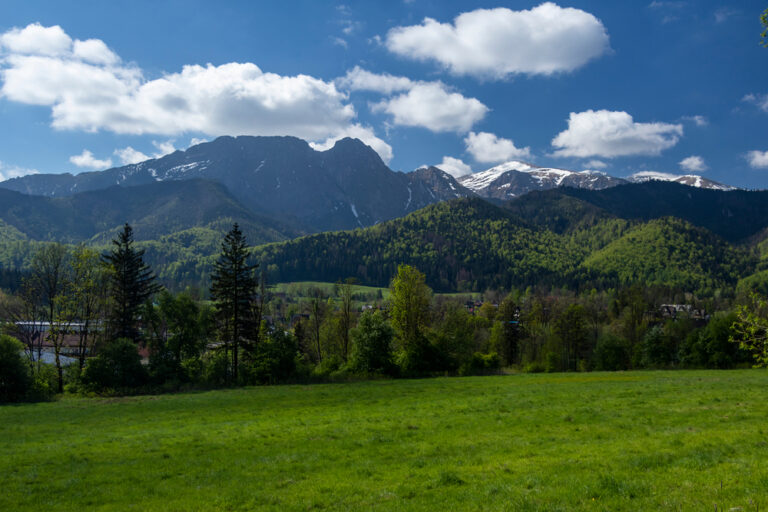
xmin=210 ymin=223 xmax=258 ymax=382
xmin=102 ymin=223 xmax=161 ymax=343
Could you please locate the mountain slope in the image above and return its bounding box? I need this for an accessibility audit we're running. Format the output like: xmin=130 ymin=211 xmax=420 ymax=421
xmin=551 ymin=181 xmax=768 ymax=242
xmin=0 ymin=136 xmax=467 ymax=232
xmin=253 ymin=196 xmax=751 ymax=292
xmin=580 ymin=217 xmax=747 ymax=289
xmin=458 ymin=161 xmax=627 ymax=200
xmin=0 ymin=179 xmax=298 ymax=244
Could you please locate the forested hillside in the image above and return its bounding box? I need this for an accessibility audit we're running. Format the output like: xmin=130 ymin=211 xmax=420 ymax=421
xmin=254 ymin=197 xmax=753 ymax=293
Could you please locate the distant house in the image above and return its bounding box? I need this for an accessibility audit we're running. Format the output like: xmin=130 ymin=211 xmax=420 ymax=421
xmin=658 ymin=304 xmax=709 ymax=322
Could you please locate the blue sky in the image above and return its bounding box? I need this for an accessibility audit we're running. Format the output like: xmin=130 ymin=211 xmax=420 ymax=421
xmin=0 ymin=0 xmax=766 ymax=188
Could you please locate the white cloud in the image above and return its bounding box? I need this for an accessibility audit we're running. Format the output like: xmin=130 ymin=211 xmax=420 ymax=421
xmin=337 ymin=66 xmax=414 ymax=94
xmin=434 ymin=156 xmax=472 ymax=177
xmin=0 ymin=24 xmax=363 ymax=142
xmin=152 ymin=139 xmax=176 ymax=157
xmin=0 ymin=23 xmax=71 ymax=56
xmin=747 ymin=150 xmax=768 ymax=169
xmin=113 ymin=140 xmax=176 ymax=166
xmin=679 ymin=155 xmax=707 ymax=173
xmin=114 ymin=146 xmax=150 ymax=165
xmin=310 ymin=124 xmax=394 ymax=164
xmin=584 ymin=159 xmax=607 ymax=169
xmin=551 ymin=110 xmax=683 ymax=158
xmin=189 ymin=137 xmax=208 ymax=147
xmin=69 ymin=149 xmax=112 ymax=169
xmin=72 ymin=38 xmax=119 ymax=65
xmin=385 ymin=3 xmax=610 ymax=79
xmin=0 ymin=161 xmax=38 ymax=182
xmin=743 ymin=93 xmax=768 ymax=113
xmin=372 ymin=82 xmax=487 ymax=133
xmin=464 ymin=131 xmax=530 ymax=163
xmin=683 ymin=115 xmax=708 ymax=127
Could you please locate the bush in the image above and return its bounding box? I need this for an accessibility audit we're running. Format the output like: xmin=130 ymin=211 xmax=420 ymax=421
xmin=350 ymin=311 xmax=396 ymax=375
xmin=201 ymin=350 xmax=230 ymax=387
xmin=81 ymin=339 xmax=148 ymax=392
xmin=458 ymin=352 xmax=501 ymax=376
xmin=0 ymin=334 xmax=32 ymax=402
xmin=592 ymin=334 xmax=631 ymax=371
xmin=246 ymin=330 xmax=299 ymax=385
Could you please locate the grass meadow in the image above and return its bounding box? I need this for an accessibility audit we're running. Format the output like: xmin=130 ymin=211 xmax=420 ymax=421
xmin=2 ymin=370 xmax=767 ymax=511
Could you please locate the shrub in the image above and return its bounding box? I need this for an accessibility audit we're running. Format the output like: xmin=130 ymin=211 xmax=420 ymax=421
xmin=459 ymin=352 xmax=501 ymax=376
xmin=350 ymin=311 xmax=396 ymax=375
xmin=81 ymin=339 xmax=148 ymax=392
xmin=201 ymin=350 xmax=229 ymax=387
xmin=0 ymin=334 xmax=32 ymax=402
xmin=246 ymin=330 xmax=299 ymax=385
xmin=592 ymin=334 xmax=631 ymax=371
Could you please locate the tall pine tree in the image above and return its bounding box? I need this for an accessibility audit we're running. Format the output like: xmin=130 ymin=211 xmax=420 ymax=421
xmin=210 ymin=223 xmax=258 ymax=382
xmin=103 ymin=224 xmax=161 ymax=343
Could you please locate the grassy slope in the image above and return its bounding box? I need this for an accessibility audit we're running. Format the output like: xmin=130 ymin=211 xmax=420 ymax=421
xmin=2 ymin=370 xmax=767 ymax=511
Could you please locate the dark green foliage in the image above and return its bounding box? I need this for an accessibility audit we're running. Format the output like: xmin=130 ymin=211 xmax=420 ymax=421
xmin=592 ymin=334 xmax=631 ymax=371
xmin=210 ymin=223 xmax=258 ymax=382
xmin=350 ymin=310 xmax=395 ymax=375
xmin=0 ymin=180 xmax=297 ymax=245
xmin=678 ymin=312 xmax=748 ymax=368
xmin=103 ymin=224 xmax=162 ymax=342
xmin=0 ymin=334 xmax=32 ymax=402
xmin=81 ymin=339 xmax=148 ymax=392
xmin=558 ymin=181 xmax=768 ymax=243
xmin=553 ymin=304 xmax=590 ymax=371
xmin=491 ymin=296 xmax=521 ymax=365
xmin=246 ymin=330 xmax=299 ymax=385
xmin=458 ymin=352 xmax=501 ymax=376
xmin=254 ymin=197 xmax=751 ymax=294
xmin=641 ymin=326 xmax=678 ymax=368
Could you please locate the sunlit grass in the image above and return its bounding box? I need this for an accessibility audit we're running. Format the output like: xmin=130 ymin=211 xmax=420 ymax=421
xmin=2 ymin=370 xmax=767 ymax=510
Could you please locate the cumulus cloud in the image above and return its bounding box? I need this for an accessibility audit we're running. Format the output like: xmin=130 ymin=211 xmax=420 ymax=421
xmin=434 ymin=156 xmax=472 ymax=177
xmin=0 ymin=24 xmax=401 ymax=160
xmin=747 ymin=150 xmax=768 ymax=169
xmin=372 ymin=82 xmax=487 ymax=132
xmin=464 ymin=131 xmax=530 ymax=163
xmin=337 ymin=66 xmax=414 ymax=94
xmin=385 ymin=3 xmax=610 ymax=79
xmin=679 ymin=155 xmax=707 ymax=173
xmin=69 ymin=149 xmax=112 ymax=169
xmin=0 ymin=23 xmax=72 ymax=56
xmin=189 ymin=137 xmax=208 ymax=147
xmin=114 ymin=146 xmax=150 ymax=165
xmin=551 ymin=110 xmax=683 ymax=158
xmin=338 ymin=67 xmax=487 ymax=133
xmin=310 ymin=124 xmax=394 ymax=164
xmin=0 ymin=161 xmax=38 ymax=182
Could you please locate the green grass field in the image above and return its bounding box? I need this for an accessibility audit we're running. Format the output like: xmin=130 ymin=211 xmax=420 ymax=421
xmin=2 ymin=370 xmax=767 ymax=511
xmin=271 ymin=281 xmax=481 ymax=301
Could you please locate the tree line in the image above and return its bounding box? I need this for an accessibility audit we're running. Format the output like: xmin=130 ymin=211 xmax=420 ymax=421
xmin=2 ymin=222 xmax=768 ymax=402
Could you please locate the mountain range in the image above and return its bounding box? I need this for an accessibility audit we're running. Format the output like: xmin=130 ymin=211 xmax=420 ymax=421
xmin=0 ymin=135 xmax=734 ymax=234
xmin=0 ymin=135 xmax=762 ymax=293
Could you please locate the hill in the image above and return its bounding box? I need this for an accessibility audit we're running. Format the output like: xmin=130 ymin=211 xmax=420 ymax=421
xmin=254 ymin=197 xmax=751 ymax=293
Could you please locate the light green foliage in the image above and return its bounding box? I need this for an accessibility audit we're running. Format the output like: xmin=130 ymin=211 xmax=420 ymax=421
xmin=1 ymin=371 xmax=768 ymax=510
xmin=389 ymin=264 xmax=432 ymax=350
xmin=732 ymin=293 xmax=768 ymax=366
